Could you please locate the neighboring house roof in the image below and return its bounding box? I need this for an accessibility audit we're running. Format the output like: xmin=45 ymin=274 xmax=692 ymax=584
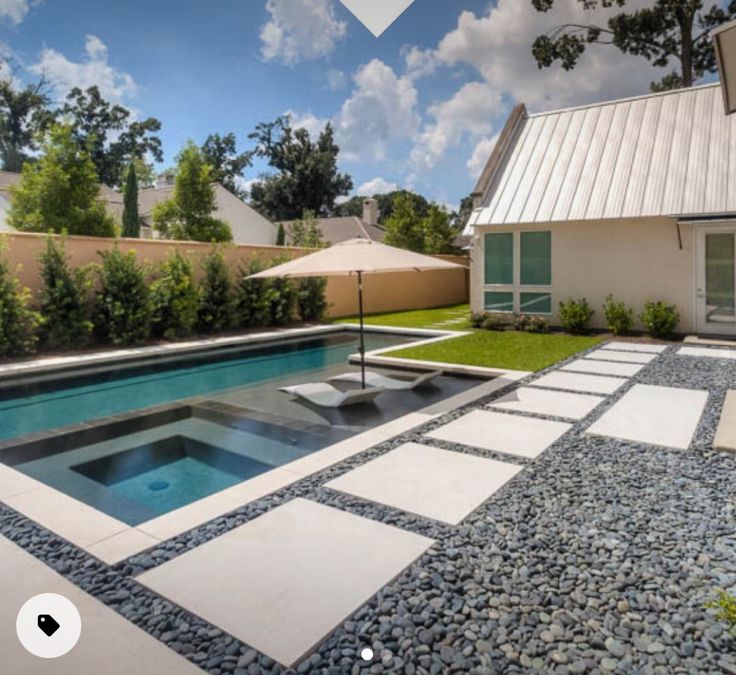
xmin=281 ymin=216 xmax=385 ymax=246
xmin=470 ymin=83 xmax=736 ymax=227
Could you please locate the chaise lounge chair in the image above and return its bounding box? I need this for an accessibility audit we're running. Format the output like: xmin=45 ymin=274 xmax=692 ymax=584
xmin=279 ymin=383 xmax=384 ymax=408
xmin=329 ymin=369 xmax=443 ymax=391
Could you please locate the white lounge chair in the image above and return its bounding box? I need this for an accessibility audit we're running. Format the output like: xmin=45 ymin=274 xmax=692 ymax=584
xmin=279 ymin=383 xmax=384 ymax=408
xmin=329 ymin=369 xmax=443 ymax=391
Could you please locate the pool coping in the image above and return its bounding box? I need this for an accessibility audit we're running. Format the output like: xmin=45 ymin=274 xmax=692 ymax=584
xmin=0 ymin=322 xmax=529 ymax=565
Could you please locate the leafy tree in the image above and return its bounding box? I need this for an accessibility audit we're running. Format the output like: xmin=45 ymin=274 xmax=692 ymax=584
xmin=334 ymin=190 xmax=430 ymax=224
xmin=198 ymin=247 xmax=233 ymax=333
xmin=531 ymin=0 xmax=736 ymax=91
xmin=384 ymin=192 xmax=426 ymax=252
xmin=453 ymin=194 xmax=474 ymax=232
xmin=37 ymin=236 xmax=92 ymax=348
xmin=235 ymin=257 xmax=274 ymax=328
xmin=119 ymin=157 xmax=156 ymax=190
xmin=248 ymin=116 xmax=353 ymax=220
xmin=0 ymin=74 xmax=56 ymax=172
xmin=95 ymin=248 xmax=151 ymax=345
xmin=287 ymin=212 xmax=327 ymax=321
xmin=8 ymin=124 xmax=116 ymax=237
xmin=422 ymin=204 xmax=456 ymax=254
xmin=201 ymin=132 xmax=252 ymax=197
xmin=287 ymin=211 xmax=325 ymax=248
xmin=0 ymin=240 xmax=39 ymax=356
xmin=152 ymin=142 xmax=232 ymax=242
xmin=61 ymin=86 xmax=163 ymax=186
xmin=276 ymin=222 xmax=286 ymax=246
xmin=150 ymin=250 xmax=199 ymax=339
xmin=122 ymin=162 xmax=140 ymax=238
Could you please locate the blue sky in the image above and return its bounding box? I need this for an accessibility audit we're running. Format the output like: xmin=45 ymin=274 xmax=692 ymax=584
xmin=0 ymin=0 xmax=693 ymax=209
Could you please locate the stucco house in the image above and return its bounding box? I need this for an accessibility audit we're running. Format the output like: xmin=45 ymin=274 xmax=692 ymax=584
xmin=0 ymin=171 xmax=278 ymax=246
xmin=467 ymin=77 xmax=736 ymax=336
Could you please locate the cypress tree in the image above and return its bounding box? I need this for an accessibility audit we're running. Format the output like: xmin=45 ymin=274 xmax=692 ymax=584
xmin=276 ymin=222 xmax=286 ymax=246
xmin=122 ymin=162 xmax=140 ymax=238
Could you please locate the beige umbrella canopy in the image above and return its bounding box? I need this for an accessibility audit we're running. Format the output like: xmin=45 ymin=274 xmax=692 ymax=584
xmin=249 ymin=238 xmax=465 ymax=387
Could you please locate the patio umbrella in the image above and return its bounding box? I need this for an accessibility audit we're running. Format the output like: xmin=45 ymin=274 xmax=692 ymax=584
xmin=248 ymin=238 xmax=465 ymax=388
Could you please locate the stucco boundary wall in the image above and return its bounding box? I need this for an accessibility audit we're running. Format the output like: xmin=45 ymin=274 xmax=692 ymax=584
xmin=1 ymin=232 xmax=469 ymax=319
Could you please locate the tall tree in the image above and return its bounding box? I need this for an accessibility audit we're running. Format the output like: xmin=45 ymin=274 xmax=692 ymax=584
xmin=152 ymin=141 xmax=232 ymax=242
xmin=531 ymin=0 xmax=736 ymax=91
xmin=122 ymin=162 xmax=140 ymax=238
xmin=287 ymin=211 xmax=325 ymax=248
xmin=334 ymin=190 xmax=430 ymax=224
xmin=0 ymin=74 xmax=56 ymax=172
xmin=119 ymin=157 xmax=156 ymax=189
xmin=61 ymin=86 xmax=163 ymax=186
xmin=248 ymin=116 xmax=353 ymax=220
xmin=8 ymin=124 xmax=116 ymax=237
xmin=384 ymin=193 xmax=457 ymax=253
xmin=422 ymin=204 xmax=456 ymax=254
xmin=201 ymin=132 xmax=252 ymax=197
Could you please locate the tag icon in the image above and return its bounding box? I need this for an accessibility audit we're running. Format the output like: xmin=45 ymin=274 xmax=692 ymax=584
xmin=339 ymin=0 xmax=415 ymax=37
xmin=38 ymin=614 xmax=60 ymax=637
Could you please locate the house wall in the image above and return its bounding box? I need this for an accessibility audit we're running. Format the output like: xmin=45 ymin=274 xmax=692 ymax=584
xmin=470 ymin=217 xmax=696 ymax=332
xmin=212 ymin=185 xmax=278 ymax=246
xmin=1 ymin=232 xmax=468 ymax=319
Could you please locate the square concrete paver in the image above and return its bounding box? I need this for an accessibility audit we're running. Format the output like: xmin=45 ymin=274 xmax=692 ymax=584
xmin=0 ymin=537 xmax=200 ymax=675
xmin=602 ymin=342 xmax=667 ymax=354
xmin=586 ymin=384 xmax=708 ymax=450
xmin=678 ymin=346 xmax=736 ymax=360
xmin=137 ymin=498 xmax=433 ymax=667
xmin=488 ymin=387 xmax=605 ymax=420
xmin=528 ymin=371 xmax=627 ymax=395
xmin=560 ymin=358 xmax=643 ymax=377
xmin=714 ymin=390 xmax=736 ymax=452
xmin=326 ymin=443 xmax=522 ymax=525
xmin=426 ymin=409 xmax=571 ymax=459
xmin=585 ymin=349 xmax=657 ymax=365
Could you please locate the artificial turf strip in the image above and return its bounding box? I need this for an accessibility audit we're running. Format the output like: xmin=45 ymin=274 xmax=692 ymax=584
xmin=384 ymin=330 xmax=602 ymax=372
xmin=337 ymin=304 xmax=471 ymax=331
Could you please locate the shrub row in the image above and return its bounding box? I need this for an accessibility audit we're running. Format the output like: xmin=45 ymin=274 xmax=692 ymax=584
xmin=0 ymin=238 xmax=328 ymax=357
xmin=471 ymin=312 xmax=549 ymax=334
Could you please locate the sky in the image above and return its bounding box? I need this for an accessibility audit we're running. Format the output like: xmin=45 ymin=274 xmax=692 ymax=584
xmin=0 ymin=0 xmax=719 ymax=211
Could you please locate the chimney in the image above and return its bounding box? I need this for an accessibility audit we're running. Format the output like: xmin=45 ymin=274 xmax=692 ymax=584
xmin=363 ymin=198 xmax=378 ymax=226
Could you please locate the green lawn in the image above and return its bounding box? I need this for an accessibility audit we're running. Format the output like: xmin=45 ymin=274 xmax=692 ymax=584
xmin=386 ymin=331 xmax=601 ymax=372
xmin=337 ymin=304 xmax=471 ymax=331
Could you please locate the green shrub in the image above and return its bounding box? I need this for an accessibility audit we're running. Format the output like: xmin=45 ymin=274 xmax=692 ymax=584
xmin=269 ymin=275 xmax=294 ymax=326
xmin=150 ymin=251 xmax=199 ymax=339
xmin=235 ymin=258 xmax=274 ymax=328
xmin=527 ymin=316 xmax=550 ymax=333
xmin=559 ymin=298 xmax=594 ymax=334
xmin=38 ymin=237 xmax=92 ymax=348
xmin=470 ymin=312 xmax=487 ymax=328
xmin=0 ymin=245 xmax=39 ymax=357
xmin=514 ymin=314 xmax=531 ymax=332
xmin=603 ymin=294 xmax=635 ymax=336
xmin=640 ymin=300 xmax=679 ymax=339
xmin=706 ymin=590 xmax=736 ymax=635
xmin=95 ymin=247 xmax=151 ymax=345
xmin=198 ymin=248 xmax=233 ymax=333
xmin=481 ymin=313 xmax=509 ymax=331
xmin=296 ymin=277 xmax=328 ymax=322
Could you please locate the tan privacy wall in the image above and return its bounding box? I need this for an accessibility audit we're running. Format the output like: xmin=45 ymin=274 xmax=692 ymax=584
xmin=470 ymin=217 xmax=696 ymax=332
xmin=2 ymin=232 xmax=468 ymax=318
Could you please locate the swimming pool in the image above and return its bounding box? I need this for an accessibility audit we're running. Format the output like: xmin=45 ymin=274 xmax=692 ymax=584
xmin=0 ymin=329 xmax=483 ymax=526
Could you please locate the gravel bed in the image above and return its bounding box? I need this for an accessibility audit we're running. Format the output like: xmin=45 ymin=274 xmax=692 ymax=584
xmin=1 ymin=341 xmax=736 ymax=674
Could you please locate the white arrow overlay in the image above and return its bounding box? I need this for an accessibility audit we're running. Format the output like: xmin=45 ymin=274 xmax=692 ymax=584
xmin=339 ymin=0 xmax=415 ymax=37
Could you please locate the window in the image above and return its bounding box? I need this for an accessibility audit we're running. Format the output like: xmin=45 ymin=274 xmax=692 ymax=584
xmin=484 ymin=233 xmax=513 ymax=285
xmin=483 ymin=230 xmax=552 ymax=314
xmin=484 ymin=291 xmax=514 ymax=312
xmin=520 ymin=231 xmax=551 ymax=286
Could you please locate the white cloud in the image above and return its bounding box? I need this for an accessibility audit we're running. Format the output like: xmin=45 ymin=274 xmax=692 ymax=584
xmin=402 ymin=45 xmax=437 ymax=80
xmin=411 ymin=81 xmax=499 ymax=170
xmin=284 ymin=109 xmax=328 ymax=138
xmin=30 ymin=35 xmax=137 ymax=103
xmin=327 ymin=69 xmax=347 ymax=91
xmin=335 ymin=58 xmax=420 ymax=162
xmin=467 ymin=134 xmax=498 ymax=180
xmin=356 ymin=176 xmax=398 ymax=195
xmin=260 ymin=0 xmax=347 ymax=65
xmin=0 ymin=0 xmax=31 ymax=25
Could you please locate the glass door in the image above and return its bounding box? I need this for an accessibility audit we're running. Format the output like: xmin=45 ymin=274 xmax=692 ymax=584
xmin=697 ymin=228 xmax=736 ymax=334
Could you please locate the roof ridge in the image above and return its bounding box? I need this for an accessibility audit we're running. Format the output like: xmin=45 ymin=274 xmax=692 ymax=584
xmin=527 ymin=82 xmax=721 ymax=119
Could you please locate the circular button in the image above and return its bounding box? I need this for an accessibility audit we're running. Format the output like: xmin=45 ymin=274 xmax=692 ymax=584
xmin=16 ymin=593 xmax=82 ymax=658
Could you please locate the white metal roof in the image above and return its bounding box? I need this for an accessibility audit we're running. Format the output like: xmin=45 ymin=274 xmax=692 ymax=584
xmin=470 ymin=83 xmax=736 ymax=227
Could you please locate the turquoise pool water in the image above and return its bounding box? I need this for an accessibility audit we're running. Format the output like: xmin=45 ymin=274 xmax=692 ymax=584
xmin=0 ymin=331 xmax=410 ymax=441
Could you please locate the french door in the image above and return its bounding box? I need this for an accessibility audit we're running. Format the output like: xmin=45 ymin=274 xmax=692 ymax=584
xmin=696 ymin=226 xmax=736 ymax=335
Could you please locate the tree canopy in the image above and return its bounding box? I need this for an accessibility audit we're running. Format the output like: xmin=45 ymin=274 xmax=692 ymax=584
xmin=0 ymin=74 xmax=56 ymax=172
xmin=8 ymin=124 xmax=116 ymax=237
xmin=383 ymin=193 xmax=457 ymax=254
xmin=531 ymin=0 xmax=736 ymax=90
xmin=61 ymin=86 xmax=163 ymax=186
xmin=201 ymin=132 xmax=252 ymax=197
xmin=248 ymin=116 xmax=353 ymax=221
xmin=152 ymin=142 xmax=232 ymax=242
xmin=286 ymin=211 xmax=325 ymax=248
xmin=334 ymin=190 xmax=430 ymax=224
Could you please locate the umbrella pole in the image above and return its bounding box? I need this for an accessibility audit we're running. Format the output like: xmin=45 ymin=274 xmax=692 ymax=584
xmin=358 ymin=271 xmax=366 ymax=389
